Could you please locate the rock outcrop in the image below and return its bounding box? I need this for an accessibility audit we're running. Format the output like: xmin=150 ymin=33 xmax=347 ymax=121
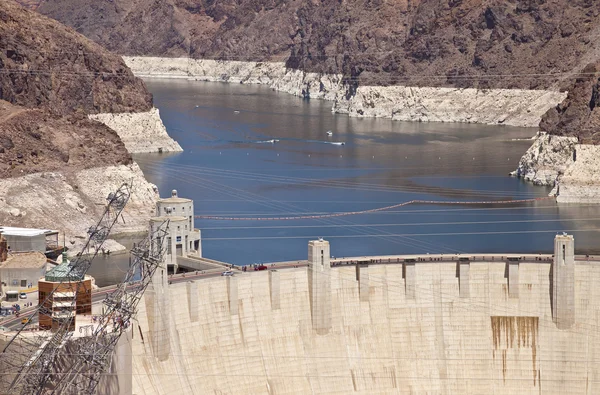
xmin=125 ymin=56 xmax=566 ymax=127
xmin=0 ymin=163 xmax=158 ymax=254
xmin=333 ymin=85 xmax=566 ymax=127
xmin=0 ymin=0 xmax=152 ymax=115
xmin=511 ymin=133 xmax=577 ymax=186
xmin=89 ymin=108 xmax=183 ymax=153
xmin=0 ymin=100 xmax=131 ymax=178
xmin=511 ymin=132 xmax=600 ymax=203
xmin=540 ymin=62 xmax=600 ymax=144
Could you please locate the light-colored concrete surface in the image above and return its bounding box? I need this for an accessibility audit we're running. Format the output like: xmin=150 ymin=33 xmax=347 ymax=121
xmin=131 ymin=248 xmax=600 ymax=393
xmin=552 ymin=234 xmax=575 ymax=329
xmin=508 ymin=261 xmax=519 ymax=299
xmin=308 ymin=239 xmax=331 ymax=334
xmin=458 ymin=261 xmax=470 ymax=298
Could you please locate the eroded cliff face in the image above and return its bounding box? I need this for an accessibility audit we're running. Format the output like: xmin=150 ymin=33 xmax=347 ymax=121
xmin=511 ymin=133 xmax=577 ymax=186
xmin=34 ymin=0 xmax=600 ymax=90
xmin=540 ymin=62 xmax=600 ymax=144
xmin=0 ymin=100 xmax=132 ymax=178
xmin=0 ymin=1 xmax=175 ymax=243
xmin=0 ymin=0 xmax=152 ymax=115
xmin=0 ymin=163 xmax=159 ymax=253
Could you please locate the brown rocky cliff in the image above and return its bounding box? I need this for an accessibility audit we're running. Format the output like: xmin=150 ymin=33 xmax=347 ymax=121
xmin=0 ymin=100 xmax=131 ymax=179
xmin=540 ymin=62 xmax=600 ymax=144
xmin=34 ymin=0 xmax=600 ymax=90
xmin=0 ymin=0 xmax=152 ymax=115
xmin=31 ymin=0 xmax=600 ymax=143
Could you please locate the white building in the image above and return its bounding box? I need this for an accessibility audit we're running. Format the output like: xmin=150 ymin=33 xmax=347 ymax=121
xmin=0 ymin=226 xmax=59 ymax=254
xmin=153 ymin=190 xmax=202 ymax=273
xmin=0 ymin=252 xmax=47 ymax=300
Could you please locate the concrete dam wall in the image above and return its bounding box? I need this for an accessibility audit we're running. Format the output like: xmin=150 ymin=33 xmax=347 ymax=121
xmin=131 ymin=237 xmax=600 ymax=394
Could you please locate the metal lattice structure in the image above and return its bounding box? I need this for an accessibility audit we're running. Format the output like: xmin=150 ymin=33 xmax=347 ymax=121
xmin=0 ymin=183 xmax=132 ymax=395
xmin=46 ymin=220 xmax=170 ymax=394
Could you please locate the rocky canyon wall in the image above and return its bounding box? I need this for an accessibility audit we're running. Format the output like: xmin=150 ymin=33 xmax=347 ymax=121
xmin=124 ymin=57 xmax=566 ymax=128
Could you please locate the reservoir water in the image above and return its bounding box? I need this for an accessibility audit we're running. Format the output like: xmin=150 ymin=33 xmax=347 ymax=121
xmin=94 ymin=78 xmax=600 ymax=283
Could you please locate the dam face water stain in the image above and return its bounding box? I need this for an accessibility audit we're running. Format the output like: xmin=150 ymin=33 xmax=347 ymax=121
xmin=123 ymin=79 xmax=600 ymax=268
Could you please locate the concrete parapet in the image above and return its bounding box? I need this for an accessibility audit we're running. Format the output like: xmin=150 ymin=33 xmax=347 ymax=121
xmin=508 ymin=261 xmax=520 ymax=299
xmin=458 ymin=260 xmax=470 ymax=298
xmin=552 ymin=234 xmax=575 ymax=329
xmin=308 ymin=239 xmax=331 ymax=334
xmin=227 ymin=276 xmax=238 ymax=316
xmin=403 ymin=261 xmax=416 ymax=300
xmin=269 ymin=270 xmax=281 ymax=310
xmin=355 ymin=263 xmax=370 ymax=302
xmin=186 ymin=281 xmax=198 ymax=322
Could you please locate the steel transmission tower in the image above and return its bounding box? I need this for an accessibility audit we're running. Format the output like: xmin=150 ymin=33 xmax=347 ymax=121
xmin=48 ymin=220 xmax=170 ymax=394
xmin=0 ymin=183 xmax=131 ymax=395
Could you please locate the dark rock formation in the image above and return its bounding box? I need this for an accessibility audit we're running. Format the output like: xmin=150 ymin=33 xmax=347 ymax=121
xmin=0 ymin=0 xmax=152 ymax=115
xmin=540 ymin=62 xmax=600 ymax=144
xmin=0 ymin=100 xmax=131 ymax=179
xmin=32 ymin=0 xmax=600 ymax=90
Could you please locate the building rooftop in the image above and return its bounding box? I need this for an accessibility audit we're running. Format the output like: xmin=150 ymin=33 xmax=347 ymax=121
xmin=0 ymin=226 xmax=58 ymax=237
xmin=44 ymin=262 xmax=89 ymax=282
xmin=157 ymin=189 xmax=192 ymax=204
xmin=0 ymin=252 xmax=47 ymax=269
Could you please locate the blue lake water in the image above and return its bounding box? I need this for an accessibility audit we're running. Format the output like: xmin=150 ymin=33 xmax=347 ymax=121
xmin=130 ymin=78 xmax=600 ymax=266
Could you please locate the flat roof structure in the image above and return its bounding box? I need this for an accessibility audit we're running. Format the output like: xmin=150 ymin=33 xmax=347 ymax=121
xmin=157 ymin=189 xmax=192 ymax=204
xmin=0 ymin=252 xmax=46 ymax=269
xmin=0 ymin=227 xmax=58 ymax=237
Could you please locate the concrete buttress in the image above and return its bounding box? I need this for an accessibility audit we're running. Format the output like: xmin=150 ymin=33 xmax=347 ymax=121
xmin=308 ymin=239 xmax=331 ymax=334
xmin=552 ymin=234 xmax=575 ymax=329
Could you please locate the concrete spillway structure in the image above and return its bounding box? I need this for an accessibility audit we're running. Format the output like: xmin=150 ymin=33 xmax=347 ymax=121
xmin=129 ymin=235 xmax=600 ymax=394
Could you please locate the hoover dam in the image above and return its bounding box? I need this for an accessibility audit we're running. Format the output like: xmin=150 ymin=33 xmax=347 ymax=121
xmin=126 ymin=234 xmax=600 ymax=394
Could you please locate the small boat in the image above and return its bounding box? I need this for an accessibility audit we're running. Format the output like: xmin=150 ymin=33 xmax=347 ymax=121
xmin=331 ymin=142 xmax=345 ymax=146
xmin=326 ymin=130 xmax=333 ymax=136
xmin=234 ymin=110 xmax=240 ymax=114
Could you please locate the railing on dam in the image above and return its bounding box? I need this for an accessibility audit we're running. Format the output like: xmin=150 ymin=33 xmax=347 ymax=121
xmin=329 ymin=253 xmax=600 ymax=266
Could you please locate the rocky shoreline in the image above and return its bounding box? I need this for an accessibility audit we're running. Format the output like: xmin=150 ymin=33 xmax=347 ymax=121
xmin=124 ymin=57 xmax=566 ymax=128
xmin=89 ymin=108 xmax=183 ymax=153
xmin=511 ymin=133 xmax=600 ymax=203
xmin=125 ymin=56 xmax=600 ymax=204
